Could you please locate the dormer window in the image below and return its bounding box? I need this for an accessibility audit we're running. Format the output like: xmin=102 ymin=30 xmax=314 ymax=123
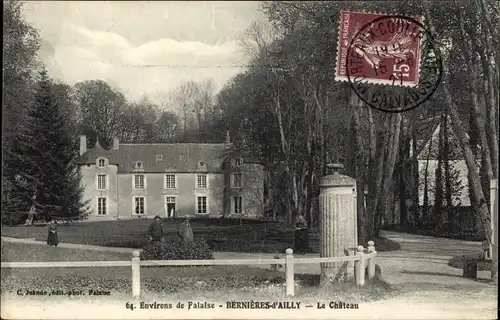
xmin=199 ymin=161 xmax=205 ymax=167
xmin=234 ymin=158 xmax=243 ymax=167
xmin=97 ymin=158 xmax=106 ymax=167
xmin=136 ymin=161 xmax=143 ymax=169
xmin=156 ymin=155 xmax=163 ymax=161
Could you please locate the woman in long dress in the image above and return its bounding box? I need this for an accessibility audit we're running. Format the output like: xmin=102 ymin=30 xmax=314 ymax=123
xmin=47 ymin=220 xmax=59 ymax=247
xmin=178 ymin=217 xmax=194 ymax=242
xmin=294 ymin=214 xmax=308 ymax=254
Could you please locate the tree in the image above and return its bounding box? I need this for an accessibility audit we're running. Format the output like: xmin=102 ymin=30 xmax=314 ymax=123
xmin=2 ymin=0 xmax=41 ymax=148
xmin=74 ymin=80 xmax=127 ymax=148
xmin=4 ymin=70 xmax=88 ymax=222
xmin=155 ymin=111 xmax=179 ymax=143
xmin=117 ymin=97 xmax=159 ymax=143
xmin=422 ymin=0 xmax=497 ymax=245
xmin=2 ymin=0 xmax=41 ymax=223
xmin=167 ymin=80 xmax=217 ymax=142
xmin=168 ymin=81 xmax=199 ymax=141
xmin=206 ymin=0 xmax=498 ymax=243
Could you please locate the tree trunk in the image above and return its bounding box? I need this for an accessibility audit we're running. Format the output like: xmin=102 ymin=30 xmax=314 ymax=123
xmin=476 ymin=0 xmax=499 ymax=179
xmin=457 ymin=5 xmax=494 ymax=189
xmin=271 ymin=88 xmax=297 ymax=226
xmin=469 ymin=105 xmax=479 ymax=209
xmin=443 ymin=113 xmax=452 ymax=207
xmin=476 ymin=36 xmax=499 ymax=179
xmin=183 ymin=107 xmax=188 ymax=141
xmin=444 ymin=84 xmax=492 ymax=242
xmin=423 ymin=3 xmax=491 ymax=242
xmin=422 ymin=125 xmax=435 ymax=227
xmin=350 ymin=92 xmax=366 ymax=245
xmin=434 ymin=116 xmax=445 ymax=231
xmin=411 ymin=125 xmax=420 ymax=227
xmin=374 ymin=114 xmax=402 ymax=236
xmin=366 ymin=111 xmax=385 ymax=239
xmin=399 ymin=118 xmax=411 ymax=226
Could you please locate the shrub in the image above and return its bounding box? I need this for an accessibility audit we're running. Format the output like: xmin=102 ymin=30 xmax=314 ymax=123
xmin=140 ymin=240 xmax=214 ymax=261
xmin=448 ymin=251 xmax=490 ymax=270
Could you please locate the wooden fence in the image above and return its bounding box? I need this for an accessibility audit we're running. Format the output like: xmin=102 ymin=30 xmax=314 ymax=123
xmin=1 ymin=241 xmax=377 ymax=298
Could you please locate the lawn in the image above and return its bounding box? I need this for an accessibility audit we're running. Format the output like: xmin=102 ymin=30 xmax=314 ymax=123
xmin=1 ymin=218 xmax=400 ymax=253
xmin=1 ymin=242 xmax=396 ymax=302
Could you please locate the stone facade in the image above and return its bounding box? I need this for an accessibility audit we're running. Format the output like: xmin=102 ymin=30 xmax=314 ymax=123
xmin=76 ymin=135 xmax=265 ymax=220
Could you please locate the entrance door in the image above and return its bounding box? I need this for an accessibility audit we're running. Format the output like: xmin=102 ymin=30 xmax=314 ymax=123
xmin=166 ymin=196 xmax=176 ymax=218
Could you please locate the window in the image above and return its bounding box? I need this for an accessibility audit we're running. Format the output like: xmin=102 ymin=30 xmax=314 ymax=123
xmin=197 ymin=196 xmax=207 ymax=214
xmin=97 ymin=197 xmax=107 ymax=215
xmin=134 ymin=174 xmax=144 ymax=189
xmin=234 ymin=196 xmax=243 ymax=214
xmin=232 ymin=173 xmax=242 ymax=188
xmin=199 ymin=161 xmax=205 ymax=167
xmin=166 ymin=196 xmax=176 ymax=203
xmin=197 ymin=174 xmax=207 ymax=189
xmin=134 ymin=196 xmax=145 ymax=215
xmin=136 ymin=161 xmax=143 ymax=168
xmin=97 ymin=175 xmax=107 ymax=190
xmin=234 ymin=158 xmax=243 ymax=167
xmin=156 ymin=154 xmax=163 ymax=161
xmin=165 ymin=174 xmax=176 ymax=189
xmin=98 ymin=159 xmax=106 ymax=167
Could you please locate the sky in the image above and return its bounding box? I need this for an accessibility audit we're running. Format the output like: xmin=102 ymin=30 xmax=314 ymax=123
xmin=22 ymin=1 xmax=267 ymax=104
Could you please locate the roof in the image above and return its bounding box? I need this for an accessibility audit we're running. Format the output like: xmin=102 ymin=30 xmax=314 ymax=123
xmin=410 ymin=114 xmax=475 ymax=161
xmin=75 ymin=140 xmax=120 ymax=165
xmin=415 ymin=119 xmax=468 ymax=161
xmin=76 ymin=142 xmax=261 ymax=173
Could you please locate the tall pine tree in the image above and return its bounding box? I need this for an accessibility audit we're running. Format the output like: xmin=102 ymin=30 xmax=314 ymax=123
xmin=6 ymin=69 xmax=88 ymax=222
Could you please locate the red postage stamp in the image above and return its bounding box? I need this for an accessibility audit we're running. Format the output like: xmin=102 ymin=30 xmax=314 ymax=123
xmin=335 ymin=11 xmax=424 ymax=87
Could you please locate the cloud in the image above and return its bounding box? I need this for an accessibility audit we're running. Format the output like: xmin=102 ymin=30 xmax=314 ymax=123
xmin=21 ymin=2 xmax=266 ymax=105
xmin=45 ymin=23 xmax=248 ymax=103
xmin=74 ymin=26 xmax=130 ymax=49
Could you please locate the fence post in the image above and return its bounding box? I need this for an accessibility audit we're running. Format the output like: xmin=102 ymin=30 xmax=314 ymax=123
xmin=354 ymin=245 xmax=365 ymax=287
xmin=285 ymin=248 xmax=295 ymax=296
xmin=367 ymin=240 xmax=376 ymax=280
xmin=490 ymin=179 xmax=498 ymax=284
xmin=132 ymin=250 xmax=141 ymax=299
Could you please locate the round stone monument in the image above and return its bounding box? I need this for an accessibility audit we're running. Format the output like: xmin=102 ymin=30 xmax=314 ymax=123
xmin=319 ymin=164 xmax=358 ymax=283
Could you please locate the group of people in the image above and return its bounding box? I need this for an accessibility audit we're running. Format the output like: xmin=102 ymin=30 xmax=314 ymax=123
xmin=45 ymin=213 xmax=308 ymax=251
xmin=148 ymin=215 xmax=193 ymax=243
xmin=46 ymin=215 xmax=193 ymax=248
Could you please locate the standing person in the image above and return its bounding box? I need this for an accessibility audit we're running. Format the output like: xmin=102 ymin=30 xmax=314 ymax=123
xmin=46 ymin=220 xmax=59 ymax=247
xmin=294 ymin=214 xmax=308 ymax=254
xmin=148 ymin=215 xmax=164 ymax=243
xmin=25 ymin=204 xmax=36 ymax=226
xmin=178 ymin=217 xmax=194 ymax=242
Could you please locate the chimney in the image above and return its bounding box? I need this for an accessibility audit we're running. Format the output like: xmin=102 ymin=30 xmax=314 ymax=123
xmin=225 ymin=131 xmax=231 ymax=144
xmin=79 ymin=135 xmax=87 ymax=156
xmin=112 ymin=137 xmax=119 ymax=150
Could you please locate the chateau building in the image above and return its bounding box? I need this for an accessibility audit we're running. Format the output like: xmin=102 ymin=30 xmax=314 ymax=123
xmin=76 ymin=135 xmax=265 ymax=220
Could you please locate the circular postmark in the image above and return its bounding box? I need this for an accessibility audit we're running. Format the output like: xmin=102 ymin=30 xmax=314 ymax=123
xmin=346 ymin=15 xmax=443 ymax=113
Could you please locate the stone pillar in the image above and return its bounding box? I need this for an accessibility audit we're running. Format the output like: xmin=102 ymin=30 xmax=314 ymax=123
xmin=319 ymin=164 xmax=358 ymax=284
